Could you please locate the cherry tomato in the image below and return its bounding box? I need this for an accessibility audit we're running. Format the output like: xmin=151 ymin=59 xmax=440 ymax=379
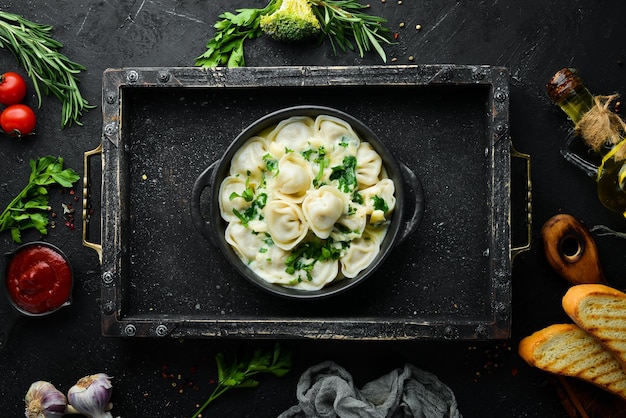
xmin=0 ymin=72 xmax=27 ymax=105
xmin=1 ymin=104 xmax=36 ymax=137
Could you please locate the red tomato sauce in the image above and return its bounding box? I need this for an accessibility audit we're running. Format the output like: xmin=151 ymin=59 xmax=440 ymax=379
xmin=6 ymin=244 xmax=72 ymax=314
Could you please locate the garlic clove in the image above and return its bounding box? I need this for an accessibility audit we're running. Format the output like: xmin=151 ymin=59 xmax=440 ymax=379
xmin=24 ymin=380 xmax=67 ymax=418
xmin=67 ymin=373 xmax=113 ymax=418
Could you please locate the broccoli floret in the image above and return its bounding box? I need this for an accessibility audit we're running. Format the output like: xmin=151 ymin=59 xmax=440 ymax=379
xmin=260 ymin=0 xmax=322 ymax=44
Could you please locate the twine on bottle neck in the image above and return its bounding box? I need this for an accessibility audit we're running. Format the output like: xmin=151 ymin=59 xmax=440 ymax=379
xmin=575 ymin=94 xmax=626 ymax=161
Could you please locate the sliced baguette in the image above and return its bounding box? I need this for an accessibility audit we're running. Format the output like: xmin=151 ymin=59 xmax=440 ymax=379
xmin=518 ymin=323 xmax=626 ymax=400
xmin=562 ymin=284 xmax=626 ymax=373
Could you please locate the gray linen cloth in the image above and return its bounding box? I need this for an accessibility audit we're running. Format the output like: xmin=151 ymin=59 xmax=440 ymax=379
xmin=278 ymin=361 xmax=462 ymax=418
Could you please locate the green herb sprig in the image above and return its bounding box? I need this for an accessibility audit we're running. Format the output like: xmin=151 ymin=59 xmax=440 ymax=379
xmin=195 ymin=2 xmax=281 ymax=67
xmin=196 ymin=0 xmax=393 ymax=68
xmin=0 ymin=11 xmax=93 ymax=127
xmin=192 ymin=343 xmax=292 ymax=418
xmin=310 ymin=0 xmax=392 ymax=61
xmin=0 ymin=156 xmax=80 ymax=243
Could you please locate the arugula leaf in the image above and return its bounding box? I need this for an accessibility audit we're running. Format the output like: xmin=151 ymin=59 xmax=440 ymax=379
xmin=191 ymin=343 xmax=292 ymax=418
xmin=0 ymin=156 xmax=79 ymax=243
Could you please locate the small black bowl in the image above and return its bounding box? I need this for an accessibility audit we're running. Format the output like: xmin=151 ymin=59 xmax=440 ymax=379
xmin=1 ymin=241 xmax=73 ymax=348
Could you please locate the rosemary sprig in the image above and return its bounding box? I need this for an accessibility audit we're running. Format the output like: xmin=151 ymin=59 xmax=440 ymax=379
xmin=310 ymin=0 xmax=392 ymax=62
xmin=195 ymin=0 xmax=393 ymax=68
xmin=0 ymin=11 xmax=93 ymax=127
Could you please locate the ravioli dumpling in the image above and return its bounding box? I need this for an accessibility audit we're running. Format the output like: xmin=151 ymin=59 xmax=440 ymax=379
xmin=225 ymin=222 xmax=266 ymax=261
xmin=264 ymin=200 xmax=309 ymax=250
xmin=252 ymin=245 xmax=295 ymax=285
xmin=360 ymin=179 xmax=396 ymax=220
xmin=302 ymin=185 xmax=347 ymax=239
xmin=356 ymin=142 xmax=383 ymax=188
xmin=330 ymin=204 xmax=367 ymax=242
xmin=219 ymin=176 xmax=252 ymax=223
xmin=293 ymin=258 xmax=340 ymax=291
xmin=267 ymin=116 xmax=314 ymax=157
xmin=340 ymin=228 xmax=382 ymax=278
xmin=230 ymin=136 xmax=268 ymax=182
xmin=271 ymin=152 xmax=313 ymax=203
xmin=312 ymin=115 xmax=360 ymax=150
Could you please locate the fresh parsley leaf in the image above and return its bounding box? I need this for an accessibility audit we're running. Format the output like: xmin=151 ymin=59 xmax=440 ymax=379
xmin=263 ymin=153 xmax=278 ymax=173
xmin=233 ymin=192 xmax=267 ymax=227
xmin=192 ymin=343 xmax=292 ymax=418
xmin=313 ymin=146 xmax=329 ymax=187
xmin=229 ymin=177 xmax=254 ymax=202
xmin=372 ymin=195 xmax=389 ymax=212
xmin=301 ymin=148 xmax=315 ymax=160
xmin=195 ymin=2 xmax=281 ymax=67
xmin=330 ymin=155 xmax=357 ymax=193
xmin=0 ymin=156 xmax=79 ymax=243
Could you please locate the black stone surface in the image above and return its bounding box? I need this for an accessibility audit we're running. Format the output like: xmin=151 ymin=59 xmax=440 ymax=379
xmin=1 ymin=1 xmax=626 ymax=417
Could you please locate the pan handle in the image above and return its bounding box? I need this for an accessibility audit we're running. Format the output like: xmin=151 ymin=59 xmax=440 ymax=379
xmin=190 ymin=161 xmax=219 ymax=246
xmin=82 ymin=143 xmax=103 ymax=263
xmin=395 ymin=163 xmax=425 ymax=245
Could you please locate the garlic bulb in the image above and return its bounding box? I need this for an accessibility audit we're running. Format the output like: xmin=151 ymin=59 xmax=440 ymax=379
xmin=24 ymin=381 xmax=67 ymax=418
xmin=67 ymin=373 xmax=113 ymax=418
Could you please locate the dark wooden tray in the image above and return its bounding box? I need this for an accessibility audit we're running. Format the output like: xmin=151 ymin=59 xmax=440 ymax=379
xmin=86 ymin=65 xmax=527 ymax=340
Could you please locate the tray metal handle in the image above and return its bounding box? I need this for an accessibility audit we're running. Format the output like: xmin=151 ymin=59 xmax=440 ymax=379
xmin=82 ymin=143 xmax=103 ymax=263
xmin=511 ymin=146 xmax=532 ymax=260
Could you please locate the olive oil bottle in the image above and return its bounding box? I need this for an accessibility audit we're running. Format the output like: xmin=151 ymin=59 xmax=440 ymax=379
xmin=547 ymin=68 xmax=626 ymax=217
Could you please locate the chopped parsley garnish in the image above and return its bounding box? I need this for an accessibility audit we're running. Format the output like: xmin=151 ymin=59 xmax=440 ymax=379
xmin=285 ymin=238 xmax=347 ymax=281
xmin=232 ymin=192 xmax=267 ymax=227
xmin=330 ymin=155 xmax=358 ymax=193
xmin=372 ymin=195 xmax=389 ymax=212
xmin=335 ymin=224 xmax=352 ymax=234
xmin=229 ymin=176 xmax=254 ymax=202
xmin=301 ymin=148 xmax=314 ymax=160
xmin=263 ymin=153 xmax=278 ymax=173
xmin=313 ymin=146 xmax=329 ymax=187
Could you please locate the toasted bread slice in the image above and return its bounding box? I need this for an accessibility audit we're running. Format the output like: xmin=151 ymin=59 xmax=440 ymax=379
xmin=519 ymin=323 xmax=626 ymax=400
xmin=562 ymin=284 xmax=626 ymax=372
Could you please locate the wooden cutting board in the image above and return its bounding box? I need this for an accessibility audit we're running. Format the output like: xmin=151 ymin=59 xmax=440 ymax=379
xmin=550 ymin=376 xmax=626 ymax=418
